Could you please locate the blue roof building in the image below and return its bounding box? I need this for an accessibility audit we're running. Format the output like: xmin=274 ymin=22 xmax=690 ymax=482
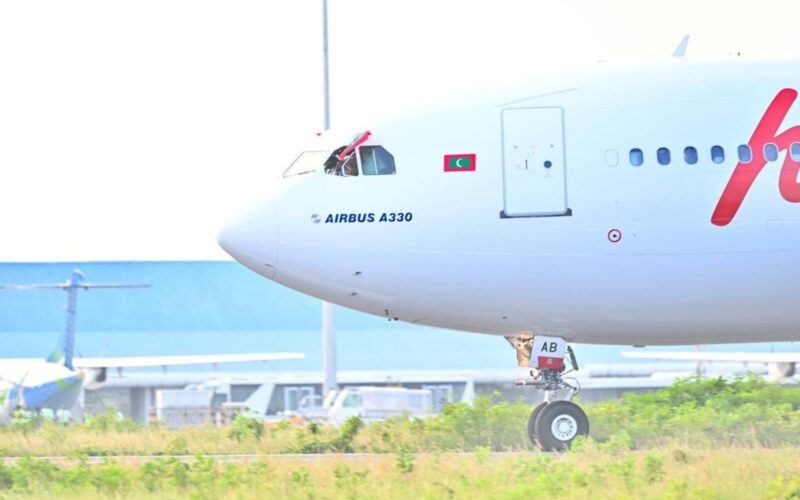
xmin=0 ymin=261 xmax=516 ymax=372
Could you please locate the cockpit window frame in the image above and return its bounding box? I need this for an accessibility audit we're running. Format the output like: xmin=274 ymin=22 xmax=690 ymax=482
xmin=283 ymin=150 xmax=332 ymax=178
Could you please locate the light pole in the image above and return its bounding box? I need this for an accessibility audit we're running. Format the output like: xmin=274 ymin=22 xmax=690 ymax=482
xmin=321 ymin=0 xmax=337 ymax=397
xmin=322 ymin=0 xmax=331 ymax=130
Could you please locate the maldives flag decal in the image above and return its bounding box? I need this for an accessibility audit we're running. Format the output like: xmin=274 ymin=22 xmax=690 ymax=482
xmin=443 ymin=153 xmax=476 ymax=172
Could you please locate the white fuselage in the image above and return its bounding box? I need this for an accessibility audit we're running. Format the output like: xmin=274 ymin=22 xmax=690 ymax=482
xmin=0 ymin=360 xmax=82 ymax=420
xmin=219 ymin=59 xmax=800 ymax=345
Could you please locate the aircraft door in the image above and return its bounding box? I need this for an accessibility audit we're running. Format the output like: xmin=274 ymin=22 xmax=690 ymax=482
xmin=501 ymin=107 xmax=569 ymax=217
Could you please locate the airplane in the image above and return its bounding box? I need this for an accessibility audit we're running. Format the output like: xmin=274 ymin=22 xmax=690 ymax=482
xmin=217 ymin=37 xmax=800 ymax=450
xmin=0 ymin=270 xmax=304 ymax=423
xmin=622 ymin=350 xmax=800 ymax=383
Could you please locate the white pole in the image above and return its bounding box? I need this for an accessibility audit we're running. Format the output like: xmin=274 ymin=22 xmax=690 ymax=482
xmin=321 ymin=0 xmax=337 ymax=396
xmin=322 ymin=0 xmax=331 ymax=131
xmin=322 ymin=301 xmax=337 ymax=395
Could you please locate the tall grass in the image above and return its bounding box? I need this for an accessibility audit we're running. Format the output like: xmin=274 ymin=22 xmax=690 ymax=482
xmin=1 ymin=446 xmax=800 ymax=498
xmin=2 ymin=375 xmax=800 ymax=457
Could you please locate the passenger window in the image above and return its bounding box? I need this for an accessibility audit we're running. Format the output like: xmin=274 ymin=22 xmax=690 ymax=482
xmin=657 ymin=147 xmax=671 ymax=165
xmin=737 ymin=145 xmax=752 ymax=163
xmin=791 ymin=143 xmax=800 ymax=162
xmin=684 ymin=146 xmax=698 ymax=165
xmin=360 ymin=146 xmax=396 ymax=175
xmin=711 ymin=146 xmax=725 ymax=164
xmin=629 ymin=148 xmax=644 ymax=166
xmin=605 ymin=149 xmax=619 ymax=167
xmin=764 ymin=143 xmax=779 ymax=162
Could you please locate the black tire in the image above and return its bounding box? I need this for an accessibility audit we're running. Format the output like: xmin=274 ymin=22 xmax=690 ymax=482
xmin=534 ymin=401 xmax=589 ymax=452
xmin=527 ymin=402 xmax=548 ymax=446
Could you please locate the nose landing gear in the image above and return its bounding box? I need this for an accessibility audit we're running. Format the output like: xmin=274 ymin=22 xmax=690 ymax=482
xmin=531 ymin=400 xmax=589 ymax=451
xmin=510 ymin=335 xmax=589 ymax=451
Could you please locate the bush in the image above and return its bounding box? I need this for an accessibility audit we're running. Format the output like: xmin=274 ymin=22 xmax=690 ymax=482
xmin=91 ymin=459 xmax=131 ymax=494
xmin=420 ymin=395 xmax=529 ymax=450
xmin=226 ymin=414 xmax=264 ymax=443
xmin=644 ymin=454 xmax=666 ymax=484
xmin=0 ymin=464 xmax=13 ymax=490
xmin=84 ymin=407 xmax=140 ymax=433
xmin=166 ymin=437 xmax=189 ymax=455
xmin=329 ymin=416 xmax=364 ymax=453
xmin=395 ymin=448 xmax=415 ymax=474
xmin=588 ymin=374 xmax=800 ymax=448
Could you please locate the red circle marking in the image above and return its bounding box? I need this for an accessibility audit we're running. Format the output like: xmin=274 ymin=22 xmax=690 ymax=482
xmin=608 ymin=229 xmax=622 ymax=243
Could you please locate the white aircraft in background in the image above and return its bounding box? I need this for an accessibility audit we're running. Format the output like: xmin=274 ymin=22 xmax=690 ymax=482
xmin=218 ymin=38 xmax=800 ymax=450
xmin=0 ymin=270 xmax=304 ymax=423
xmin=623 ymin=350 xmax=800 ymax=382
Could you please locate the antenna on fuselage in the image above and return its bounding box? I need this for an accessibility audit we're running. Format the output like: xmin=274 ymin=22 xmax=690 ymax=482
xmin=0 ymin=269 xmax=150 ymax=370
xmin=321 ymin=0 xmax=338 ymax=397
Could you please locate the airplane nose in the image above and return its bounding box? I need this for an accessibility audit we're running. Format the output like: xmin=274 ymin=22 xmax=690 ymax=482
xmin=217 ymin=200 xmax=278 ymax=279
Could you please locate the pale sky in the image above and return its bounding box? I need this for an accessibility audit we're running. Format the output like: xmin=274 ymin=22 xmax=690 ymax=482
xmin=2 ymin=0 xmax=800 ymax=261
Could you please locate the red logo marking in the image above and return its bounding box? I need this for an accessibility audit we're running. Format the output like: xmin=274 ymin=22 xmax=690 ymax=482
xmin=712 ymin=88 xmax=800 ymax=226
xmin=608 ymin=229 xmax=622 ymax=243
xmin=537 ymin=356 xmax=564 ymax=369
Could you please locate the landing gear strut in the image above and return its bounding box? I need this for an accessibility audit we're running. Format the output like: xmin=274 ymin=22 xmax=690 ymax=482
xmin=509 ymin=335 xmax=589 ymax=451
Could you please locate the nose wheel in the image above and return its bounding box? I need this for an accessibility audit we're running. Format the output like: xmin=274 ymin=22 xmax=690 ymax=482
xmin=511 ymin=335 xmax=590 ymax=451
xmin=528 ymin=401 xmax=589 ymax=451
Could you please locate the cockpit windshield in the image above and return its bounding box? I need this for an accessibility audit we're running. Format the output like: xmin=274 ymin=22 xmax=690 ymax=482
xmin=360 ymin=146 xmax=396 ymax=175
xmin=283 ymin=150 xmax=331 ymax=178
xmin=323 ymin=131 xmax=396 ymax=177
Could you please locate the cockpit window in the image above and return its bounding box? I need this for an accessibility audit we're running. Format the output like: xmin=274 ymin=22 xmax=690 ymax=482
xmin=341 ymin=152 xmax=359 ymax=176
xmin=325 ymin=131 xmax=371 ymax=177
xmin=360 ymin=146 xmax=396 ymax=175
xmin=324 ymin=146 xmax=347 ymax=175
xmin=283 ymin=150 xmax=330 ymax=178
xmin=323 ymin=135 xmax=397 ymax=177
xmin=323 ymin=146 xmax=351 ymax=176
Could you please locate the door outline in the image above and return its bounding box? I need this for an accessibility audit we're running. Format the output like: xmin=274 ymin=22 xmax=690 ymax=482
xmin=499 ymin=106 xmax=572 ymax=218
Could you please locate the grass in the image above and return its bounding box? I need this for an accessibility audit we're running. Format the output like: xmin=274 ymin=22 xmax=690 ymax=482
xmin=1 ymin=446 xmax=800 ymax=498
xmin=4 ymin=375 xmax=800 ymax=457
xmin=3 ymin=376 xmax=800 ymax=497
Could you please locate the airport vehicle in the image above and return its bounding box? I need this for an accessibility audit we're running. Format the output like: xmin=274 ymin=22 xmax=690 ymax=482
xmin=298 ymin=387 xmax=433 ymax=424
xmin=218 ymin=43 xmax=800 ymax=449
xmin=0 ymin=270 xmax=304 ymax=422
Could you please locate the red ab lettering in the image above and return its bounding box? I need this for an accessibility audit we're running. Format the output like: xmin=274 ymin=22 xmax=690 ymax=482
xmin=712 ymin=88 xmax=800 ymax=226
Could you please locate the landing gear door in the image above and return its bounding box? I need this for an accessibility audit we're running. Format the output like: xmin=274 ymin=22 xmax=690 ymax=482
xmin=501 ymin=107 xmax=569 ymax=217
xmin=531 ymin=336 xmax=566 ymax=370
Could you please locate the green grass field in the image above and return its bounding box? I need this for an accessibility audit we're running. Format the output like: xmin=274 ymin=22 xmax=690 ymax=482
xmin=2 ymin=376 xmax=800 ymax=498
xmin=2 ymin=446 xmax=800 ymax=498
